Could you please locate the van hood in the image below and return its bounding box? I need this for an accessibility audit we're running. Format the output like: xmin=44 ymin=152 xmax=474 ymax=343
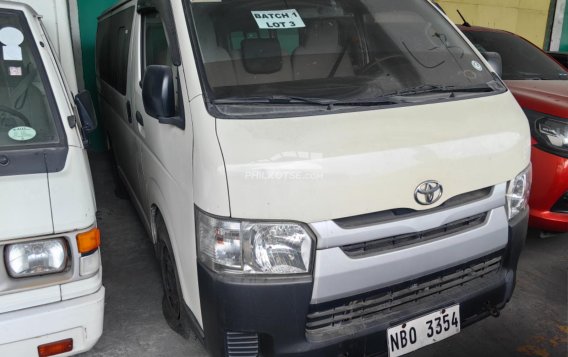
xmin=216 ymin=92 xmax=531 ymax=223
xmin=0 ymin=147 xmax=96 ymax=241
xmin=506 ymin=80 xmax=568 ymax=118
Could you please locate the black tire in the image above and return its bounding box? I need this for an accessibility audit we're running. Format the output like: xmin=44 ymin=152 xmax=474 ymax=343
xmin=156 ymin=214 xmax=189 ymax=338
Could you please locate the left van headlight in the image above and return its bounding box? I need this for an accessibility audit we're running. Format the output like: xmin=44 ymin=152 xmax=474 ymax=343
xmin=197 ymin=209 xmax=314 ymax=275
xmin=506 ymin=165 xmax=532 ymax=220
xmin=5 ymin=238 xmax=68 ymax=278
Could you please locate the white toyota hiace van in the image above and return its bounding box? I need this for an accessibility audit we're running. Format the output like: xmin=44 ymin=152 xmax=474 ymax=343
xmin=98 ymin=1 xmax=531 ymax=356
xmin=0 ymin=1 xmax=104 ymax=355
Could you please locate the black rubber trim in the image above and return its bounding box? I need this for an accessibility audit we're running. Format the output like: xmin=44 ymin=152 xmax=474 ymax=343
xmin=341 ymin=212 xmax=488 ymax=257
xmin=198 ymin=265 xmax=313 ymax=357
xmin=0 ymin=146 xmax=68 ymax=176
xmin=0 ymin=9 xmax=68 ymax=177
xmin=196 ymin=209 xmax=528 ymax=356
xmin=334 ymin=186 xmax=493 ymax=229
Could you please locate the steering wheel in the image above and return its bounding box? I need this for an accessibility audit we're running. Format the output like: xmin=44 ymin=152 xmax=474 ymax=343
xmin=360 ymin=55 xmax=407 ymax=75
xmin=0 ymin=105 xmax=31 ymax=129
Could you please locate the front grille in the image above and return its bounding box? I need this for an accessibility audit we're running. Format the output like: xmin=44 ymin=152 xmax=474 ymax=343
xmin=306 ymin=255 xmax=503 ymax=336
xmin=226 ymin=332 xmax=259 ymax=357
xmin=333 ymin=187 xmax=493 ymax=229
xmin=341 ymin=213 xmax=488 ymax=257
xmin=551 ymin=192 xmax=568 ymax=213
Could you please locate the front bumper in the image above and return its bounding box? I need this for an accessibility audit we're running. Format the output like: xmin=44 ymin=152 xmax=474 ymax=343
xmin=198 ymin=210 xmax=528 ymax=357
xmin=0 ymin=287 xmax=105 ymax=356
xmin=529 ymin=146 xmax=568 ymax=232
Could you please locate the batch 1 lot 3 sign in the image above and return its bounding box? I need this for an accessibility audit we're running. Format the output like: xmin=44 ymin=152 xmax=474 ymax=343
xmin=251 ymin=9 xmax=306 ymax=29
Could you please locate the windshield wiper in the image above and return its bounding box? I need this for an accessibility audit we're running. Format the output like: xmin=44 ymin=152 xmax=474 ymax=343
xmin=327 ymin=96 xmax=403 ymax=107
xmin=213 ymin=95 xmax=335 ymax=106
xmin=390 ymin=82 xmax=499 ymax=97
xmin=213 ymin=95 xmax=401 ymax=109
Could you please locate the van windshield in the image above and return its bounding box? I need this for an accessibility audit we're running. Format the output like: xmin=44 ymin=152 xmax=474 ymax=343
xmin=0 ymin=11 xmax=60 ymax=149
xmin=187 ymin=0 xmax=500 ymax=115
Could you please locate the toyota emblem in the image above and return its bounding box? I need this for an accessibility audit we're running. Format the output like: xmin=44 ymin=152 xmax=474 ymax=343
xmin=414 ymin=181 xmax=443 ymax=206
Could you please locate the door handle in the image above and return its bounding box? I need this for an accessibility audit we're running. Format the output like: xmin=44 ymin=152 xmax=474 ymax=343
xmin=126 ymin=101 xmax=132 ymax=123
xmin=136 ymin=111 xmax=144 ymax=126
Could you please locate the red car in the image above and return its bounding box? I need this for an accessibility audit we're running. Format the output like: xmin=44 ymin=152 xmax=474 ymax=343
xmin=460 ymin=26 xmax=568 ymax=233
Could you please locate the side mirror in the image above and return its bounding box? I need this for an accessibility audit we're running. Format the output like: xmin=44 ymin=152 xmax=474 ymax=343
xmin=74 ymin=90 xmax=98 ymax=134
xmin=482 ymin=52 xmax=503 ymax=78
xmin=142 ymin=65 xmax=185 ymax=130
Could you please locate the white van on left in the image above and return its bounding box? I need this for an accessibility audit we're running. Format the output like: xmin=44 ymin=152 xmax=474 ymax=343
xmin=0 ymin=1 xmax=104 ymax=356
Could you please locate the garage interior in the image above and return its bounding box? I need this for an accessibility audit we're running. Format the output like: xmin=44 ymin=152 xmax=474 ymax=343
xmin=1 ymin=0 xmax=565 ymax=356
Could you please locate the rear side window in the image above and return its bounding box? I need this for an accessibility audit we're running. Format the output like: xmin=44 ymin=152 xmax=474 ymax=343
xmin=97 ymin=7 xmax=134 ymax=94
xmin=0 ymin=10 xmax=61 ymax=149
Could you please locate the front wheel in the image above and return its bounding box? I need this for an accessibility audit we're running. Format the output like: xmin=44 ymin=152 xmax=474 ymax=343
xmin=156 ymin=215 xmax=189 ymax=338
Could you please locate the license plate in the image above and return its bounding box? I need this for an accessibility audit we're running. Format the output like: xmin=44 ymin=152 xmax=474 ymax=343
xmin=387 ymin=305 xmax=461 ymax=357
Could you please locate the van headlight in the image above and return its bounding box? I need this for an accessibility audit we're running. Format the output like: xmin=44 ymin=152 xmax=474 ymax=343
xmin=506 ymin=165 xmax=532 ymax=220
xmin=5 ymin=238 xmax=68 ymax=278
xmin=524 ymin=110 xmax=568 ymax=154
xmin=197 ymin=209 xmax=314 ymax=275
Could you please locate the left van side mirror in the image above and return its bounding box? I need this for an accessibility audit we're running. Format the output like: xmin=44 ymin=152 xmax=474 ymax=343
xmin=74 ymin=90 xmax=98 ymax=134
xmin=142 ymin=65 xmax=185 ymax=130
xmin=481 ymin=52 xmax=503 ymax=78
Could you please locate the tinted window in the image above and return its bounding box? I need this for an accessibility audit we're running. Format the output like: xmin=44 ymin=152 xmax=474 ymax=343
xmin=464 ymin=30 xmax=568 ymax=80
xmin=0 ymin=11 xmax=60 ymax=149
xmin=97 ymin=7 xmax=134 ymax=94
xmin=144 ymin=13 xmax=172 ymax=69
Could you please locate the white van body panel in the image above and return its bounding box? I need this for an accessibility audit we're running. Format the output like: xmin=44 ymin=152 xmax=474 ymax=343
xmin=0 ymin=2 xmax=103 ymax=355
xmin=216 ymin=92 xmax=530 ymax=223
xmin=191 ymin=96 xmax=231 ymax=217
xmin=0 ymin=173 xmax=53 ymax=240
xmin=0 ymin=287 xmax=105 ymax=356
xmin=50 ymin=147 xmax=97 ymax=234
xmin=0 ymin=2 xmax=94 ymax=238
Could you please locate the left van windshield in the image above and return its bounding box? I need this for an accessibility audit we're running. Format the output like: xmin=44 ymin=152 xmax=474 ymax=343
xmin=0 ymin=11 xmax=59 ymax=149
xmin=187 ymin=0 xmax=500 ymax=114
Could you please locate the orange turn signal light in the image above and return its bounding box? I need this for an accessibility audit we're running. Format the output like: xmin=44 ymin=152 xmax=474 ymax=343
xmin=76 ymin=228 xmax=101 ymax=254
xmin=38 ymin=338 xmax=73 ymax=357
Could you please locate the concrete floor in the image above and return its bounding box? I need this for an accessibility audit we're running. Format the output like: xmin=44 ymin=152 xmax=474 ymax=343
xmin=82 ymin=153 xmax=567 ymax=357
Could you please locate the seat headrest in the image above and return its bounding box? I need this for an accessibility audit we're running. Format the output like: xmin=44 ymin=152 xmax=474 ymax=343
xmin=303 ymin=20 xmax=341 ymax=53
xmin=241 ymin=38 xmax=282 ymax=74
